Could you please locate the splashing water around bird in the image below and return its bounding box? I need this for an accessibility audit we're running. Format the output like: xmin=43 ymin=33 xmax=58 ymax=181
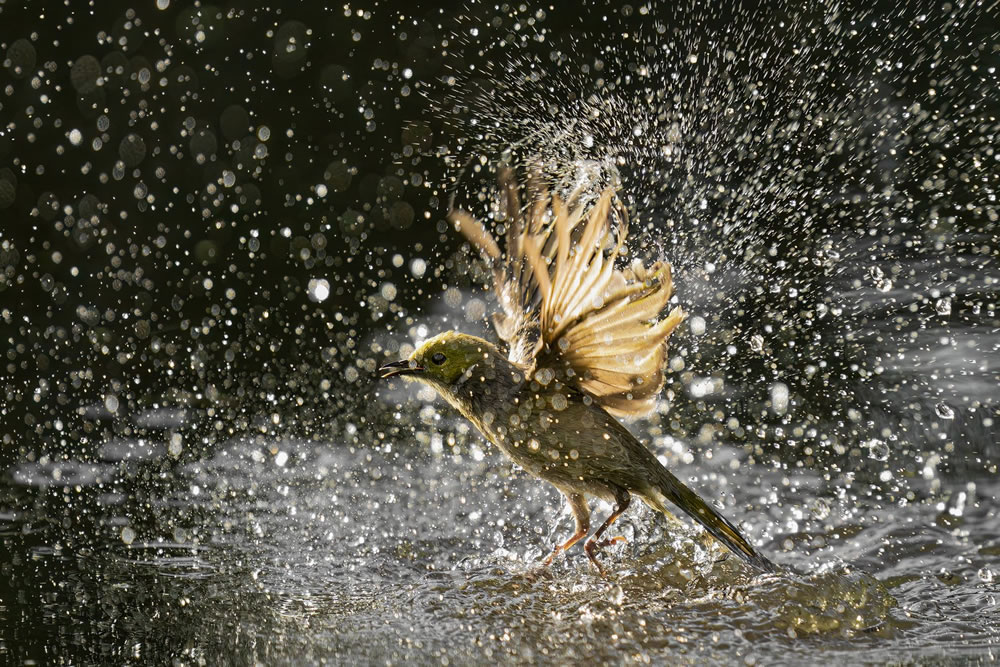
xmin=382 ymin=166 xmax=775 ymax=573
xmin=0 ymin=1 xmax=997 ymax=664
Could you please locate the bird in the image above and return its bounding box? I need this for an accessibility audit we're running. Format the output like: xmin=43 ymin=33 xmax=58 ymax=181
xmin=379 ymin=167 xmax=775 ymax=574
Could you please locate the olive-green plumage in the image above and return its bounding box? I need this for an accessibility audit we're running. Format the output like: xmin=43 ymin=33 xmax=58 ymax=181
xmin=381 ymin=169 xmax=774 ymax=574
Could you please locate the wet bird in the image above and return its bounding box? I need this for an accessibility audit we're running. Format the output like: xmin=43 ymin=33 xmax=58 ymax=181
xmin=380 ymin=169 xmax=774 ymax=574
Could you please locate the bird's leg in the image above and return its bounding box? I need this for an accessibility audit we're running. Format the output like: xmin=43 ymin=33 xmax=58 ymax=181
xmin=584 ymin=485 xmax=631 ymax=574
xmin=543 ymin=493 xmax=590 ymax=566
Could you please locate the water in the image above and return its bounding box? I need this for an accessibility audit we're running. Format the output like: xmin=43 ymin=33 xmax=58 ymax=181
xmin=1 ymin=421 xmax=997 ymax=663
xmin=2 ymin=1 xmax=999 ymax=664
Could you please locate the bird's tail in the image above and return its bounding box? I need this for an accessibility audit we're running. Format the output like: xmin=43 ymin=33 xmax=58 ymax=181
xmin=647 ymin=466 xmax=776 ymax=572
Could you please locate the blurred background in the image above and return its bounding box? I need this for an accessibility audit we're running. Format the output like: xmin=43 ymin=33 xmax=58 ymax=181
xmin=1 ymin=1 xmax=998 ymax=663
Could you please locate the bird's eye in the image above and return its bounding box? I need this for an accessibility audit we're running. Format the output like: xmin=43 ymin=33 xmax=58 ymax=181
xmin=431 ymin=352 xmax=447 ymax=365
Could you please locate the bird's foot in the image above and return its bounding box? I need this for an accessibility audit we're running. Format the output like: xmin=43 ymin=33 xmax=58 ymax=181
xmin=543 ymin=527 xmax=590 ymax=567
xmin=584 ymin=544 xmax=606 ymax=576
xmin=597 ymin=535 xmax=627 ymax=548
xmin=583 ymin=536 xmax=626 ymax=577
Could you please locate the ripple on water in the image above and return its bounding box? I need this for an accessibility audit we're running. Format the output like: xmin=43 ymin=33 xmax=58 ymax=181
xmin=7 ymin=460 xmax=116 ymax=487
xmin=95 ymin=542 xmax=222 ymax=584
xmin=97 ymin=439 xmax=166 ymax=463
xmin=133 ymin=407 xmax=190 ymax=430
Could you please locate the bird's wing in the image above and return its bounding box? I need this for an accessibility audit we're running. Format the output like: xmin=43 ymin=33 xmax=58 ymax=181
xmin=450 ymin=167 xmax=554 ymax=366
xmin=450 ymin=170 xmax=684 ymax=418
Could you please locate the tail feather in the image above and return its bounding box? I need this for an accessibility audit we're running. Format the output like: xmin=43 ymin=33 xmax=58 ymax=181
xmin=649 ymin=467 xmax=776 ymax=572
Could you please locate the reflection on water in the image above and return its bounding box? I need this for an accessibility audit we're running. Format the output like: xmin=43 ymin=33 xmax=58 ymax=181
xmin=2 ymin=429 xmax=997 ymax=663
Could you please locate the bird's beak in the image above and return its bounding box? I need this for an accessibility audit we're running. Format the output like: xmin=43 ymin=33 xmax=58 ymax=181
xmin=378 ymin=359 xmax=424 ymax=379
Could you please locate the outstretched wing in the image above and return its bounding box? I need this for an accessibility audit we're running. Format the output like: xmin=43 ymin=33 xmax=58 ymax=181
xmin=449 ymin=167 xmax=552 ymax=367
xmin=450 ymin=169 xmax=684 ymax=418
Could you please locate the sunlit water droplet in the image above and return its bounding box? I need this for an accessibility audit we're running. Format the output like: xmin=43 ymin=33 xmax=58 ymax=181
xmin=308 ymin=278 xmax=330 ymax=302
xmin=869 ymin=266 xmax=892 ymax=291
xmin=770 ymin=382 xmax=789 ymax=414
xmin=535 ymin=368 xmax=554 ymax=385
xmin=935 ymin=402 xmax=955 ymax=420
xmin=168 ymin=433 xmax=183 ymax=457
xmin=864 ymin=438 xmax=890 ymax=461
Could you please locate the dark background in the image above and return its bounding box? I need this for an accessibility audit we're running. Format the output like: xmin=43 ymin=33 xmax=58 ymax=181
xmin=2 ymin=0 xmax=997 ymax=479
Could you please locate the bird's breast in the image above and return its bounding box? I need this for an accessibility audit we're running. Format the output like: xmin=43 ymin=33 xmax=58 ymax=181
xmin=463 ymin=386 xmax=617 ymax=483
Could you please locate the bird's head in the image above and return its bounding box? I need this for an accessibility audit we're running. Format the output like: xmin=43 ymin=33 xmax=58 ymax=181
xmin=379 ymin=331 xmax=500 ymax=388
xmin=379 ymin=332 xmax=523 ymax=423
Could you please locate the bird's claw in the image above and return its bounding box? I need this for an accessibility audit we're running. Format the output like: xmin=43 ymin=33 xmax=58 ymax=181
xmin=584 ymin=536 xmax=626 ymax=577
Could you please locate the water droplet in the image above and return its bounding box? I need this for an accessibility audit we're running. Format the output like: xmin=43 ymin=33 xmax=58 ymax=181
xmin=308 ymin=278 xmax=330 ymax=302
xmin=935 ymin=402 xmax=955 ymax=420
xmin=770 ymin=382 xmax=789 ymax=414
xmin=810 ymin=498 xmax=831 ymax=521
xmin=864 ymin=438 xmax=890 ymax=461
xmin=535 ymin=368 xmax=554 ymax=385
xmin=168 ymin=433 xmax=183 ymax=457
xmin=869 ymin=266 xmax=892 ymax=291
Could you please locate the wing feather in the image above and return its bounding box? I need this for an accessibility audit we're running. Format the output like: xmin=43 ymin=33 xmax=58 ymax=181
xmin=449 ymin=170 xmax=685 ymax=417
xmin=452 ymin=210 xmax=501 ymax=261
